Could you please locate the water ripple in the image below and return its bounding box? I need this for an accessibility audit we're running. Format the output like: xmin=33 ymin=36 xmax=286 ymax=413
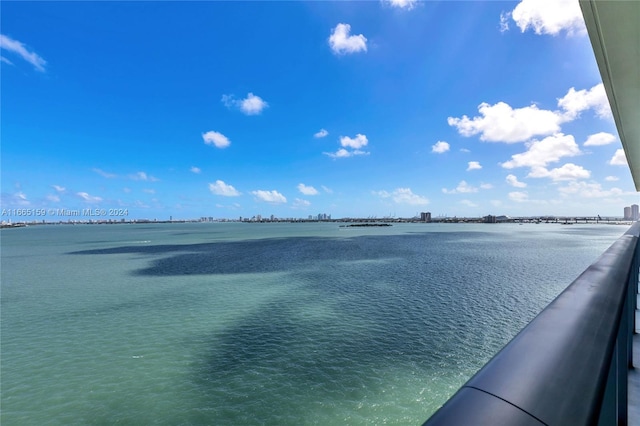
xmin=1 ymin=223 xmax=626 ymax=425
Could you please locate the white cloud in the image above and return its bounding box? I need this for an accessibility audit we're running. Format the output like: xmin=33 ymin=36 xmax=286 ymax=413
xmin=252 ymin=190 xmax=287 ymax=204
xmin=324 ymin=134 xmax=370 ymax=158
xmin=314 ymin=129 xmax=329 ymax=138
xmin=480 ymin=183 xmax=493 ymax=190
xmin=432 ymin=141 xmax=450 ymax=153
xmin=221 ymin=94 xmax=234 ymax=109
xmin=324 ymin=148 xmax=369 ymax=159
xmin=584 ymin=132 xmax=616 ymax=146
xmin=92 ymin=168 xmax=117 ymax=179
xmin=1 ymin=56 xmax=14 ymax=66
xmin=329 ymin=23 xmax=367 ymax=55
xmin=448 ymin=102 xmax=562 ymax=143
xmin=324 ymin=148 xmax=354 ymax=158
xmin=292 ymin=198 xmax=311 ymax=209
xmin=467 ymin=161 xmax=482 ymax=171
xmin=527 ymin=163 xmax=591 ymax=181
xmin=605 ymin=176 xmax=619 ymax=182
xmin=322 ymin=185 xmax=333 ymax=194
xmin=52 ymin=185 xmax=66 ymax=192
xmin=460 ymin=200 xmax=478 ymax=208
xmin=449 ymin=84 xmax=612 ymax=145
xmin=123 ymin=187 xmax=131 ymax=193
xmin=340 ymin=134 xmax=368 ymax=149
xmin=376 ymin=188 xmax=429 ymax=205
xmin=324 ymin=149 xmax=350 ymax=158
xmin=130 ymin=171 xmax=159 ymax=182
xmin=143 ymin=189 xmax=156 ymax=194
xmin=506 ymin=174 xmax=527 ymax=188
xmin=0 ymin=34 xmax=46 ymax=72
xmin=509 ymin=191 xmax=529 ymax=202
xmin=382 ymin=0 xmax=417 ymax=10
xmin=297 ymin=183 xmax=318 ymax=195
xmin=214 ymin=202 xmax=242 ymax=210
xmin=221 ymin=93 xmax=269 ymax=115
xmin=0 ymin=191 xmax=31 ymax=207
xmin=499 ymin=12 xmax=511 ymax=33
xmin=77 ymin=192 xmax=103 ymax=203
xmin=134 ymin=200 xmax=151 ymax=208
xmin=132 ymin=172 xmax=147 ymax=181
xmin=209 ymin=180 xmax=241 ymax=197
xmin=509 ymin=0 xmax=586 ymax=36
xmin=609 ymin=149 xmax=628 ymax=166
xmin=558 ymin=84 xmax=612 ymax=120
xmin=391 ymin=188 xmax=429 ymax=205
xmin=203 ymin=131 xmax=231 ymax=149
xmin=240 ymin=93 xmax=268 ymax=115
xmin=459 ymin=148 xmax=471 ymax=153
xmin=46 ymin=194 xmax=60 ymax=203
xmin=190 ymin=166 xmax=201 ymax=174
xmin=501 ymin=133 xmax=581 ymax=169
xmin=442 ymin=180 xmax=478 ymax=194
xmin=558 ymin=181 xmax=625 ymax=198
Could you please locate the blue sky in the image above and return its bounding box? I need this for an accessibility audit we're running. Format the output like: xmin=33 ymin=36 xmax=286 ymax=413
xmin=1 ymin=0 xmax=637 ymax=221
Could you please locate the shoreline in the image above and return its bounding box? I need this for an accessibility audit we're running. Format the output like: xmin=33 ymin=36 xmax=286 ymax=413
xmin=1 ymin=218 xmax=634 ymax=228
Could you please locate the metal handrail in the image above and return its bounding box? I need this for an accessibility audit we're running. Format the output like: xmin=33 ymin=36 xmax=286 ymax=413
xmin=424 ymin=222 xmax=640 ymax=426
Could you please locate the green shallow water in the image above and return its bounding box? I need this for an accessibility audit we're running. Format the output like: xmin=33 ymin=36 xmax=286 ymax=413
xmin=0 ymin=222 xmax=628 ymax=425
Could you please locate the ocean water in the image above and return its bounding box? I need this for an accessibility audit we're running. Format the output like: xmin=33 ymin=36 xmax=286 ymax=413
xmin=0 ymin=222 xmax=628 ymax=425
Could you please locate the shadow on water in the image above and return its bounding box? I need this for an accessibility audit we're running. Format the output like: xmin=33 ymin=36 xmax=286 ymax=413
xmin=183 ymin=239 xmax=545 ymax=424
xmin=68 ymin=234 xmax=436 ymax=276
xmin=66 ymin=231 xmax=589 ymax=424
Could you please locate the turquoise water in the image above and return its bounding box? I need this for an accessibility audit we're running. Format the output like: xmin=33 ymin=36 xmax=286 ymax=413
xmin=0 ymin=222 xmax=628 ymax=425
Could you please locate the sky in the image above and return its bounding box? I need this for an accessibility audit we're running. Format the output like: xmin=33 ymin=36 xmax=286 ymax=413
xmin=1 ymin=0 xmax=638 ymax=221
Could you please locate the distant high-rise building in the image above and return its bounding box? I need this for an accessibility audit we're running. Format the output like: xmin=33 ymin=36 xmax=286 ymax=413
xmin=420 ymin=212 xmax=432 ymax=222
xmin=624 ymin=207 xmax=632 ymax=220
xmin=632 ymin=204 xmax=639 ymax=221
xmin=484 ymin=215 xmax=497 ymax=224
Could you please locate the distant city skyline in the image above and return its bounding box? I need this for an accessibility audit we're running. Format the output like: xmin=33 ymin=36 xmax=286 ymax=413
xmin=2 ymin=205 xmax=636 ymax=226
xmin=624 ymin=204 xmax=640 ymax=221
xmin=2 ymin=1 xmax=638 ymax=221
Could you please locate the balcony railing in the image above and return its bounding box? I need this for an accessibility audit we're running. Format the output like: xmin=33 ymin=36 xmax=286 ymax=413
xmin=424 ymin=221 xmax=640 ymax=426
